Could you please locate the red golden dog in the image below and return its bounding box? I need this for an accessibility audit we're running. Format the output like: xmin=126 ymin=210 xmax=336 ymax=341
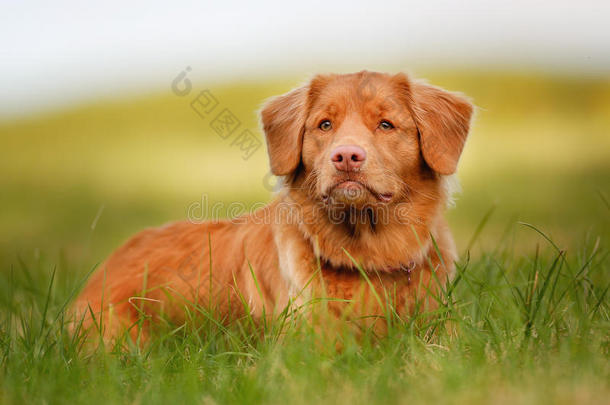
xmin=72 ymin=71 xmax=473 ymax=342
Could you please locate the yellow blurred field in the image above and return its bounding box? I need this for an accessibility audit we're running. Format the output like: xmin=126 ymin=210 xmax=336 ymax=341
xmin=1 ymin=70 xmax=609 ymax=272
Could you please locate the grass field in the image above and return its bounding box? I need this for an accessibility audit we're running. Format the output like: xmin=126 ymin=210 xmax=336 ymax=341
xmin=0 ymin=70 xmax=608 ymax=404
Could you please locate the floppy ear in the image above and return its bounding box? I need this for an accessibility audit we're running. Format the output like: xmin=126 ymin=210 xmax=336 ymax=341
xmin=260 ymin=85 xmax=309 ymax=176
xmin=410 ymin=81 xmax=473 ymax=175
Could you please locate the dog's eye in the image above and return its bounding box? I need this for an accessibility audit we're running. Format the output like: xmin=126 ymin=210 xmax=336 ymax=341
xmin=378 ymin=120 xmax=395 ymax=131
xmin=319 ymin=120 xmax=332 ymax=131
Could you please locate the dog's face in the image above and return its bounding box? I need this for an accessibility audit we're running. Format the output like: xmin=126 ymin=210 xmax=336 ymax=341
xmin=301 ymin=73 xmax=421 ymax=208
xmin=262 ymin=71 xmax=472 ymax=211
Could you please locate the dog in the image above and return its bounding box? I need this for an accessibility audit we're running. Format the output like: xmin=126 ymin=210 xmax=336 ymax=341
xmin=72 ymin=71 xmax=473 ymax=342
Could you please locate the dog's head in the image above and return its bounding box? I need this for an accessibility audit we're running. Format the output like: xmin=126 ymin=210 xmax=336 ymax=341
xmin=261 ymin=71 xmax=472 ymax=211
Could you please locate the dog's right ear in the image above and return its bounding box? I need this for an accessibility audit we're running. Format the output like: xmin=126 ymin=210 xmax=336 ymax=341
xmin=409 ymin=80 xmax=473 ymax=175
xmin=261 ymin=85 xmax=309 ymax=176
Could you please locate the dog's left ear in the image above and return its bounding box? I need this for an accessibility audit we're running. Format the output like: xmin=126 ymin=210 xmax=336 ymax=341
xmin=260 ymin=85 xmax=309 ymax=176
xmin=408 ymin=80 xmax=473 ymax=175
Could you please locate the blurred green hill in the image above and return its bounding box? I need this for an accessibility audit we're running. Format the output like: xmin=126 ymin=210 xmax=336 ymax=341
xmin=1 ymin=70 xmax=609 ymax=274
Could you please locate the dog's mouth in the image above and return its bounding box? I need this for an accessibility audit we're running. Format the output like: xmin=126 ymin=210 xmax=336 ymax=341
xmin=322 ymin=180 xmax=393 ymax=205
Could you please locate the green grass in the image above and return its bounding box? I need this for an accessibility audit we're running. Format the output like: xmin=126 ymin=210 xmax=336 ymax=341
xmin=0 ymin=226 xmax=608 ymax=404
xmin=0 ymin=70 xmax=609 ymax=403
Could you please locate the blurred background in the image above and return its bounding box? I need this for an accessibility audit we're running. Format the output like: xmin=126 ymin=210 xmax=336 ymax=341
xmin=1 ymin=0 xmax=609 ymax=274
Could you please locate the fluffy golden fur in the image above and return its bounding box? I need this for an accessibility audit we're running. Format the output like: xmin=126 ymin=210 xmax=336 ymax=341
xmin=72 ymin=71 xmax=473 ymax=341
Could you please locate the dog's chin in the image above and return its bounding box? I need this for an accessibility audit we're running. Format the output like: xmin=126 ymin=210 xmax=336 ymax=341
xmin=322 ymin=181 xmax=392 ymax=209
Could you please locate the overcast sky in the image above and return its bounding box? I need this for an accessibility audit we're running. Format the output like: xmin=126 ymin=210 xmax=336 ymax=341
xmin=1 ymin=0 xmax=609 ymax=118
